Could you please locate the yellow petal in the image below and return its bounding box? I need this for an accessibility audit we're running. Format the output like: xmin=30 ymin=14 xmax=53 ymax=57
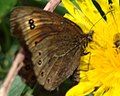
xmin=62 ymin=0 xmax=94 ymax=32
xmin=66 ymin=82 xmax=95 ymax=96
xmin=77 ymin=0 xmax=103 ymax=24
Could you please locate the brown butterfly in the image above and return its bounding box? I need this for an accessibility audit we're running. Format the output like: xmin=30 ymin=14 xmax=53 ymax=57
xmin=10 ymin=6 xmax=93 ymax=91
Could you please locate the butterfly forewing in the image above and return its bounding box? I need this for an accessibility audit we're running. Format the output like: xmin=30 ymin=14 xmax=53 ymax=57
xmin=10 ymin=6 xmax=91 ymax=91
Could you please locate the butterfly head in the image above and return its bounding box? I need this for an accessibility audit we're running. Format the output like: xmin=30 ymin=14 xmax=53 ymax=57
xmin=81 ymin=30 xmax=94 ymax=48
xmin=86 ymin=30 xmax=94 ymax=42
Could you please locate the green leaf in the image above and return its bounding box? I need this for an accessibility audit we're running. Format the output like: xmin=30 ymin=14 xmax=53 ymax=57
xmin=70 ymin=0 xmax=81 ymax=10
xmin=0 ymin=38 xmax=20 ymax=79
xmin=0 ymin=0 xmax=17 ymax=52
xmin=22 ymin=88 xmax=34 ymax=96
xmin=8 ymin=76 xmax=26 ymax=96
xmin=2 ymin=38 xmax=19 ymax=69
xmin=0 ymin=0 xmax=17 ymax=23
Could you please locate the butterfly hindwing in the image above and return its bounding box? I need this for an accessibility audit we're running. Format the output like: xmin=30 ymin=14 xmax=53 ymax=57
xmin=10 ymin=6 xmax=87 ymax=91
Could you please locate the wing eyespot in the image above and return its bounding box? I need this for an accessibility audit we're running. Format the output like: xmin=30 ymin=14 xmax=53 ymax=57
xmin=25 ymin=65 xmax=31 ymax=70
xmin=29 ymin=19 xmax=34 ymax=24
xmin=40 ymin=71 xmax=44 ymax=77
xmin=30 ymin=24 xmax=35 ymax=29
xmin=35 ymin=41 xmax=39 ymax=45
xmin=28 ymin=19 xmax=35 ymax=29
xmin=47 ymin=78 xmax=50 ymax=83
xmin=37 ymin=59 xmax=42 ymax=66
xmin=30 ymin=75 xmax=36 ymax=82
xmin=31 ymin=75 xmax=35 ymax=80
xmin=38 ymin=51 xmax=41 ymax=55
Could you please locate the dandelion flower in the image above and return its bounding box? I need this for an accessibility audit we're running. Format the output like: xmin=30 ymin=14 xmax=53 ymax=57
xmin=62 ymin=0 xmax=120 ymax=96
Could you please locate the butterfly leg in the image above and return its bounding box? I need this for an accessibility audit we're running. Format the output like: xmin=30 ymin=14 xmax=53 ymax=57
xmin=73 ymin=52 xmax=92 ymax=82
xmin=72 ymin=66 xmax=80 ymax=83
xmin=82 ymin=51 xmax=90 ymax=56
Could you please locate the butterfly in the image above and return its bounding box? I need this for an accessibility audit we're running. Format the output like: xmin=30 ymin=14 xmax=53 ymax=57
xmin=10 ymin=6 xmax=93 ymax=91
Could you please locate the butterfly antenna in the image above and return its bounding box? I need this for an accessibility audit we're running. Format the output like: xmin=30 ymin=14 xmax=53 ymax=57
xmin=89 ymin=9 xmax=114 ymax=31
xmin=109 ymin=4 xmax=119 ymax=33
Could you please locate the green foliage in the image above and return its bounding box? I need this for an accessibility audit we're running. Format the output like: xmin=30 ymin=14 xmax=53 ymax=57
xmin=0 ymin=38 xmax=20 ymax=79
xmin=70 ymin=0 xmax=81 ymax=10
xmin=0 ymin=0 xmax=17 ymax=23
xmin=0 ymin=0 xmax=19 ymax=79
xmin=8 ymin=76 xmax=26 ymax=96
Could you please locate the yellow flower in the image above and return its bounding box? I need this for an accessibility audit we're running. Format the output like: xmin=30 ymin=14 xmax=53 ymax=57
xmin=62 ymin=0 xmax=120 ymax=96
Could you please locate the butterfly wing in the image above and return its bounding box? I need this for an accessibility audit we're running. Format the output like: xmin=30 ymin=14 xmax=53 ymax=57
xmin=10 ymin=6 xmax=84 ymax=91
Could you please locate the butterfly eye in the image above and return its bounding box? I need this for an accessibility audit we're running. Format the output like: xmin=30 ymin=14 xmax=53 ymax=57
xmin=29 ymin=19 xmax=34 ymax=24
